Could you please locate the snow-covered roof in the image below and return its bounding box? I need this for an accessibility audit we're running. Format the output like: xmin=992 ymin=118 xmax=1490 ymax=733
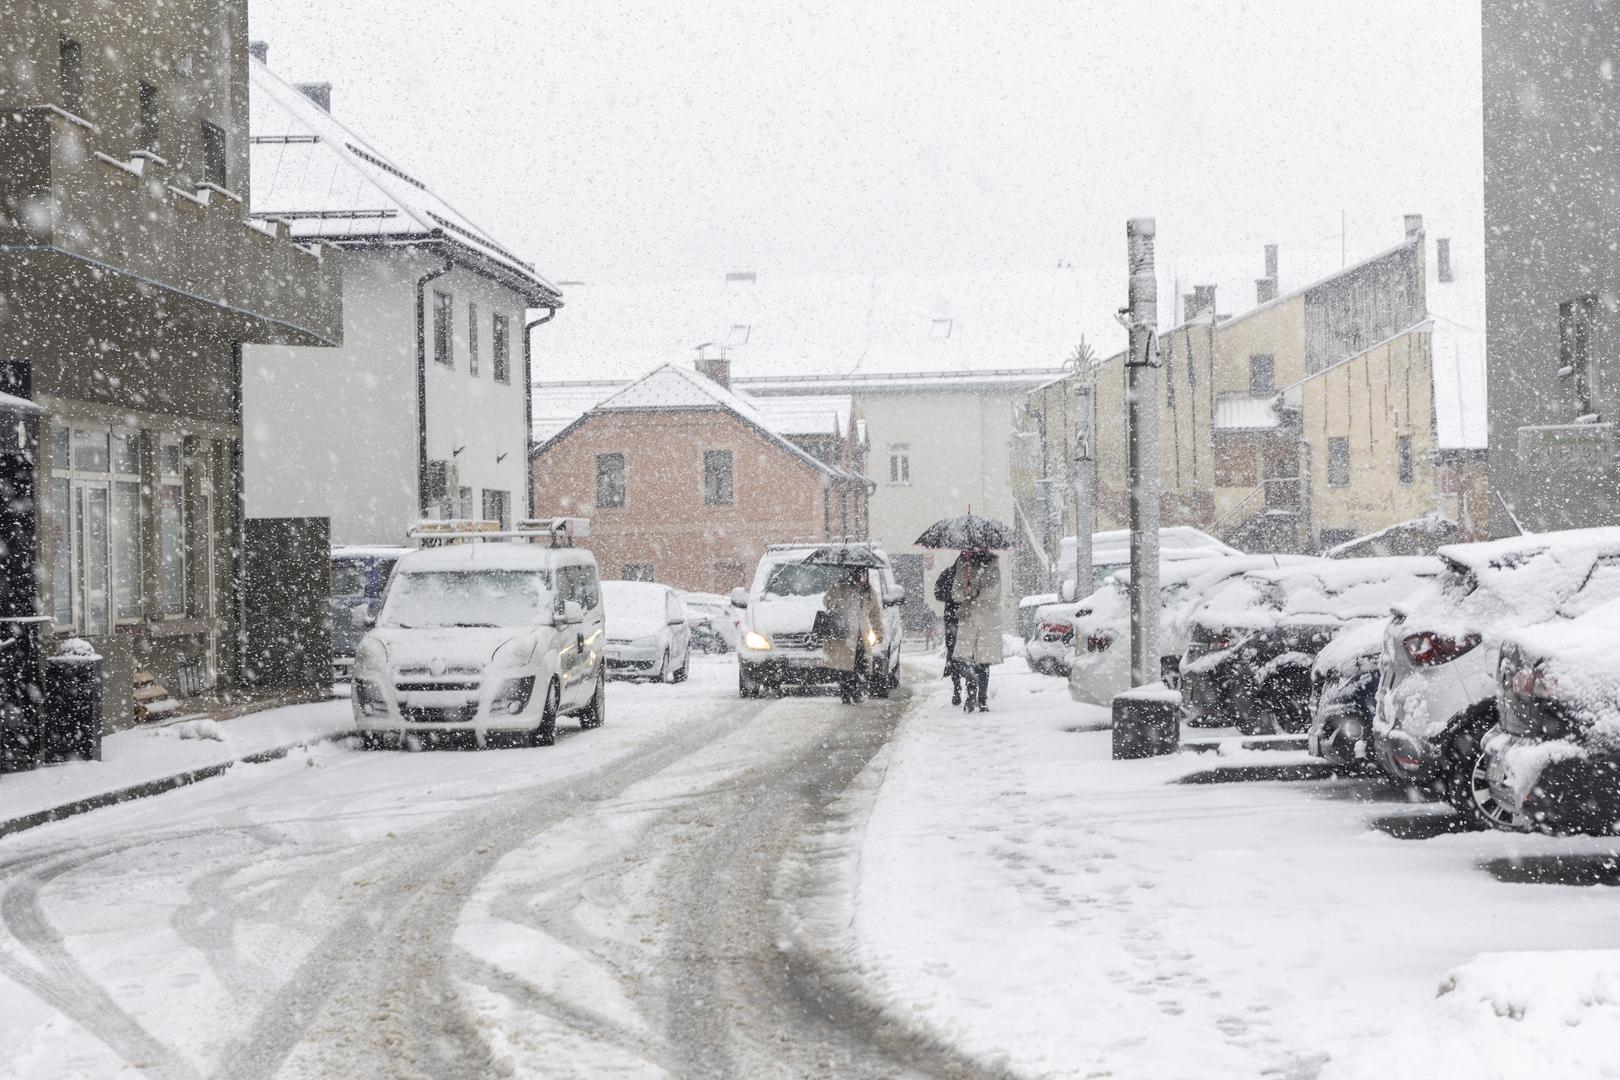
xmin=536 ymin=364 xmax=860 ymax=481
xmin=749 ymin=395 xmax=852 ymax=437
xmin=1214 ymin=394 xmax=1283 ymax=431
xmin=532 ymin=381 xmax=624 ymax=443
xmin=0 ymin=391 xmax=43 ymax=415
xmin=247 ymin=56 xmax=560 ymax=306
xmin=528 ymin=270 xmax=1085 ymax=382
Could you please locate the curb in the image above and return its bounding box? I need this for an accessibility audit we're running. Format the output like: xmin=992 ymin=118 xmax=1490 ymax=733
xmin=0 ymin=730 xmax=357 ymax=841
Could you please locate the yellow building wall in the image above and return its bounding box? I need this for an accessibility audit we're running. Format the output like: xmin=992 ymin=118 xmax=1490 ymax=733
xmin=1299 ymin=329 xmax=1439 ymax=541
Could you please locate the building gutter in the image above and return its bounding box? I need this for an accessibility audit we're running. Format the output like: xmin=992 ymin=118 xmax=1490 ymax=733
xmin=523 ymin=307 xmax=560 ymax=518
xmin=414 ymin=257 xmax=455 ymax=517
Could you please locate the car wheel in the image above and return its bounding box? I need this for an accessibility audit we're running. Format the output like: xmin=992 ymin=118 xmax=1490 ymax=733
xmin=1446 ymin=741 xmax=1525 ymax=830
xmin=659 ymin=650 xmax=674 ymax=684
xmin=358 ymin=731 xmax=385 ymax=751
xmin=532 ymin=679 xmax=560 ymax=747
xmin=673 ymin=650 xmax=689 ymax=684
xmin=579 ymin=669 xmax=606 ymax=730
xmin=739 ymin=663 xmax=761 ymax=699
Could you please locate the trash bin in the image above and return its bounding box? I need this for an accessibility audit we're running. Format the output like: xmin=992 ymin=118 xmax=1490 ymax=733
xmin=1111 ymin=682 xmax=1181 ymax=760
xmin=43 ymin=637 xmax=102 ymax=764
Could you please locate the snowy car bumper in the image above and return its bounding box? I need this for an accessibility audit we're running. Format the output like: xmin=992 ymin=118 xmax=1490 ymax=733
xmin=1025 ymin=637 xmax=1072 ymax=676
xmin=605 ymin=641 xmax=662 ymax=675
xmin=1308 ymin=673 xmax=1377 ymax=768
xmin=741 ymin=649 xmax=837 ymax=684
xmin=350 ymin=675 xmax=542 ymax=735
xmin=1485 ymin=734 xmax=1620 ymax=833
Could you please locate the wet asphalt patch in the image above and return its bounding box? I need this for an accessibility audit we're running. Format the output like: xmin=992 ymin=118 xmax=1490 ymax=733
xmin=1480 ymin=852 xmax=1620 ymax=887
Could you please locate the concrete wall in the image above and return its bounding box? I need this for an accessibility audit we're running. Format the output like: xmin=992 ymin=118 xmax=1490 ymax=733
xmin=244 ymin=248 xmax=531 ymax=545
xmin=531 ymin=408 xmax=837 ymax=593
xmin=1483 ymin=0 xmax=1620 ymax=533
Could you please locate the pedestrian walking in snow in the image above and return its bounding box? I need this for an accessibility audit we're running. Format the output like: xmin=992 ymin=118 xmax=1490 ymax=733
xmin=950 ymin=550 xmax=1003 ymax=712
xmin=821 ymin=566 xmax=885 ymax=704
xmin=934 ymin=561 xmax=965 ymax=704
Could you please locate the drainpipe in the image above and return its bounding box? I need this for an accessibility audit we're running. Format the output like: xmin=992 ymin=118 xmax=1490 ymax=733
xmin=524 ymin=306 xmax=560 ymax=519
xmin=414 ymin=257 xmax=455 ymax=518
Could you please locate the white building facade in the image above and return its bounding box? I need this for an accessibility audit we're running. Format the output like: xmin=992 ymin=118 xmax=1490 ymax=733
xmin=241 ymin=49 xmax=560 ymax=545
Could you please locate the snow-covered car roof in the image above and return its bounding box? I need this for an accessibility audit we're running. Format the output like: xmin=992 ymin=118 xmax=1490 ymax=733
xmin=1190 ymin=556 xmax=1440 ymax=630
xmin=1435 ymin=526 xmax=1620 ymax=578
xmin=679 ymin=591 xmax=731 ymax=608
xmin=393 ymin=544 xmax=592 ymax=574
xmin=1311 ymin=618 xmax=1392 ymax=680
xmin=1503 ymin=595 xmax=1620 ymax=744
xmin=333 ymin=545 xmax=412 ymax=561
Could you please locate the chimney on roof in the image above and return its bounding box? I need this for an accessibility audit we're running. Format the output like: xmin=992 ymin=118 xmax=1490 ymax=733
xmin=1404 ymin=213 xmax=1424 ymax=239
xmin=248 ymin=40 xmax=268 ymax=64
xmin=1189 ymin=285 xmax=1217 ymax=319
xmin=1182 ymin=293 xmax=1195 ymax=321
xmin=1264 ymin=243 xmax=1278 ymax=282
xmin=1256 ymin=278 xmax=1278 ymax=304
xmin=1436 ymin=237 xmax=1453 ymax=283
xmin=296 ymin=81 xmax=332 ymax=112
xmin=695 ymin=344 xmax=731 ymax=390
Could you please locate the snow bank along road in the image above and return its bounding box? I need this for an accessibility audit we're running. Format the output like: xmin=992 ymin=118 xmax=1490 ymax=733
xmin=0 ymin=658 xmax=996 ymax=1080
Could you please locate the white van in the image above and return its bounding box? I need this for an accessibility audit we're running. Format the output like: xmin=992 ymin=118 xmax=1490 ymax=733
xmin=350 ymin=521 xmax=605 ymax=748
xmin=731 ymin=543 xmax=906 ymax=698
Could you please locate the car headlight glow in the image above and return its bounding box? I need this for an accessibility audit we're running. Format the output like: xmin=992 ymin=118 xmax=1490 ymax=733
xmin=744 ymin=630 xmax=773 ymax=651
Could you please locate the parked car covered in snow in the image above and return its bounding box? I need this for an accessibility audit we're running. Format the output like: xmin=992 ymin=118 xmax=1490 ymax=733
xmin=733 ymin=544 xmax=905 ymax=698
xmin=1065 ymin=556 xmax=1258 ymax=705
xmin=602 ymin=580 xmax=691 ymax=682
xmin=1181 ymin=557 xmax=1440 ymax=735
xmin=1025 ymin=597 xmax=1078 ymax=676
xmin=1017 ymin=591 xmax=1060 ymax=642
xmin=1307 ymin=618 xmax=1389 ymax=769
xmin=1482 ymin=596 xmax=1620 ymax=835
xmin=331 ymin=545 xmax=408 ymax=682
xmin=351 ymin=522 xmax=606 ymax=748
xmin=681 ymin=591 xmax=740 ymax=653
xmin=1375 ymin=527 xmax=1620 ymax=827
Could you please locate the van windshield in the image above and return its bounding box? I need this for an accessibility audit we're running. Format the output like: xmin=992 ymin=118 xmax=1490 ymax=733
xmin=763 ymin=563 xmax=849 ymax=598
xmin=381 ymin=570 xmax=549 ymax=628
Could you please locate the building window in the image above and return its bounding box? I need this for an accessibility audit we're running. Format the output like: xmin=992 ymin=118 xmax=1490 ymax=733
xmin=888 ymin=443 xmax=911 ymax=484
xmin=111 ymin=432 xmax=141 ymax=621
xmin=457 ymin=485 xmax=473 ymax=519
xmin=492 ymin=313 xmax=510 ymax=383
xmin=704 ymin=450 xmax=734 ymax=505
xmin=433 ymin=291 xmax=453 ymax=366
xmin=1249 ymin=354 xmax=1275 ymax=395
xmin=1327 ymin=436 xmax=1351 ymax=487
xmin=200 ymin=121 xmax=227 ymax=187
xmin=48 ymin=426 xmax=152 ymax=634
xmin=1397 ymin=435 xmax=1414 ymax=484
xmin=596 ymin=452 xmax=625 ymax=508
xmin=159 ymin=438 xmax=186 ymax=616
xmin=137 ymin=81 xmax=160 ymax=151
xmin=482 ymin=489 xmax=511 ymax=531
xmin=468 ymin=302 xmax=479 ymax=377
xmin=58 ymin=37 xmax=83 ymax=116
xmin=622 ymin=564 xmax=655 ymax=582
xmin=1559 ymin=295 xmax=1597 ymax=413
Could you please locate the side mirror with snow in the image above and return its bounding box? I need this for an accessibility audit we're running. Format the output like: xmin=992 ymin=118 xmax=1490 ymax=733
xmin=729 ymin=587 xmax=750 ymax=609
xmin=558 ymin=600 xmax=585 ymax=626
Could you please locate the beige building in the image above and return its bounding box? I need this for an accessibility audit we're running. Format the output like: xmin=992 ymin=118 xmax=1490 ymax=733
xmin=1017 ymin=218 xmax=1486 ymax=566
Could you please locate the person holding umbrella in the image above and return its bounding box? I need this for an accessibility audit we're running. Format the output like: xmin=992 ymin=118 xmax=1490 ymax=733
xmin=915 ymin=511 xmax=1015 ymax=714
xmin=821 ymin=564 xmax=884 ymax=704
xmin=933 ymin=560 xmax=964 ymax=705
xmin=950 ymin=549 xmax=1003 ymax=711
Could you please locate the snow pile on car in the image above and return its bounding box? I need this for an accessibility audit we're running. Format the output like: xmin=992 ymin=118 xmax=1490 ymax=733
xmin=1312 ymin=617 xmax=1388 ymax=680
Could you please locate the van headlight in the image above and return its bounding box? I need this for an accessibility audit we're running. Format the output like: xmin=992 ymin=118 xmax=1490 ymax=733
xmin=744 ymin=630 xmax=772 ymax=651
xmin=354 ymin=637 xmax=389 ymax=674
xmin=354 ymin=678 xmax=390 ymax=717
xmin=492 ymin=676 xmax=536 ymax=715
xmin=491 ymin=637 xmax=537 ymax=669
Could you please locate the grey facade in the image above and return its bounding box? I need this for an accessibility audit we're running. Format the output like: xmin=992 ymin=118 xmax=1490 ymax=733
xmin=1 ymin=1 xmax=342 ymax=727
xmin=1483 ymin=0 xmax=1620 ymax=534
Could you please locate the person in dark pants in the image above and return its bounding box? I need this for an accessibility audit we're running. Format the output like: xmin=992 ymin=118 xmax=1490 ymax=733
xmin=950 ymin=550 xmax=1004 ymax=712
xmin=934 ymin=562 xmax=963 ymax=705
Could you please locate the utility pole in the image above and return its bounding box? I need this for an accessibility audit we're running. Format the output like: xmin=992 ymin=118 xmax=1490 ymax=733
xmin=1072 ymin=381 xmax=1092 ymax=600
xmin=1123 ymin=218 xmax=1161 ymax=686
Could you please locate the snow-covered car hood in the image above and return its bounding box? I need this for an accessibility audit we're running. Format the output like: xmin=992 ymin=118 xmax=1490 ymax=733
xmin=749 ymin=595 xmax=825 ymax=636
xmin=364 ymin=626 xmax=544 ymax=669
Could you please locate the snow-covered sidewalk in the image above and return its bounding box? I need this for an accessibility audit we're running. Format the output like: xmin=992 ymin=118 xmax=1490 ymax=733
xmin=847 ymin=660 xmax=1620 ymax=1079
xmin=0 ymin=697 xmax=353 ymax=835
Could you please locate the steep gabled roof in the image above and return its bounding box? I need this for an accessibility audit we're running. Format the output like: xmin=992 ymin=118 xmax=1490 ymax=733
xmin=247 ymin=57 xmax=561 ymax=307
xmin=534 ymin=364 xmax=862 ymax=482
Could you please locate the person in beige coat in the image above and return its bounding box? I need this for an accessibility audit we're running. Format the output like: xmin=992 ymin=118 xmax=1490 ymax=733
xmin=822 ymin=567 xmax=884 ymax=704
xmin=950 ymin=551 xmax=1003 ymax=711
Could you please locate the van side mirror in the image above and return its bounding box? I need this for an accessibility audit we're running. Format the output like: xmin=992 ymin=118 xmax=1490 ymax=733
xmin=884 ymin=587 xmax=906 ymax=607
xmin=729 ymin=587 xmax=749 ymax=609
xmin=558 ymin=600 xmax=584 ymax=626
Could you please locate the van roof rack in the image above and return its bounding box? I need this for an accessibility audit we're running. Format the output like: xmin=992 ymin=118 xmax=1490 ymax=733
xmin=409 ymin=518 xmax=592 ymax=548
xmin=765 ymin=539 xmax=871 ymax=552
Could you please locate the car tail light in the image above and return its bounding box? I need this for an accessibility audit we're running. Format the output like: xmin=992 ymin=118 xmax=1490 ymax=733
xmin=1086 ymin=631 xmax=1115 ymax=653
xmin=1508 ymin=662 xmax=1559 ymax=699
xmin=1039 ymin=621 xmax=1073 ymax=640
xmin=1402 ymin=631 xmax=1481 ymax=666
xmin=1206 ymin=631 xmax=1235 ymax=652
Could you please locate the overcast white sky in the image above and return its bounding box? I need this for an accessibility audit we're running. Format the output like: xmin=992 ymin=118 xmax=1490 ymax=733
xmin=249 ymin=0 xmax=1483 ymax=352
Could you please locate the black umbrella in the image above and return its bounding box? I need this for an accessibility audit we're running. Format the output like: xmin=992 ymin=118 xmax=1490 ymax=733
xmin=914 ymin=513 xmax=1016 ymax=550
xmin=801 ymin=544 xmax=886 ymax=568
